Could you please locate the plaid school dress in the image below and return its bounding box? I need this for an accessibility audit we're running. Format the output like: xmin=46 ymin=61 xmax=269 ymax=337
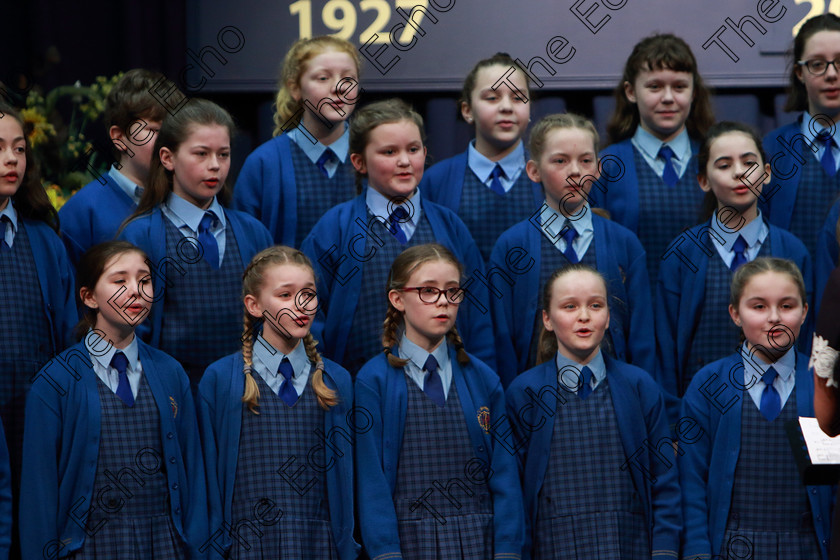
xmin=392 ymin=375 xmax=494 ymax=560
xmin=788 ymin=153 xmax=840 ymax=258
xmin=342 ymin=213 xmax=435 ymax=374
xmin=533 ymin=376 xmax=649 ymax=559
xmin=632 ymin=146 xmax=703 ymax=291
xmin=458 ymin=168 xmax=536 ymax=262
xmin=73 ymin=376 xmax=184 ymax=559
xmin=159 ymin=216 xmax=243 ymax=388
xmin=229 ymin=371 xmax=336 ymax=560
xmin=289 ymin=141 xmax=357 ymax=248
xmin=722 ymin=385 xmax=822 ymax=559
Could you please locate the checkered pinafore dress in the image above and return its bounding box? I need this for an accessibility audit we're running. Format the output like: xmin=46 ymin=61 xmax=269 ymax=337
xmin=722 ymin=386 xmax=822 ymax=559
xmin=392 ymin=375 xmax=494 ymax=559
xmin=787 ymin=152 xmax=840 ymax=258
xmin=73 ymin=376 xmax=184 ymax=559
xmin=533 ymin=376 xmax=649 ymax=559
xmin=229 ymin=371 xmax=336 ymax=559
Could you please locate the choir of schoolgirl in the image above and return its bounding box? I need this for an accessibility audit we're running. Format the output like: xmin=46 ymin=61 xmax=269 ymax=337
xmin=7 ymin=14 xmax=840 ymax=559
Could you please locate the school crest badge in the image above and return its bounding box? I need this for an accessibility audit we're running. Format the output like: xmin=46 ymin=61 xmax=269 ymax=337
xmin=477 ymin=406 xmax=490 ymax=434
xmin=169 ymin=396 xmax=178 ymax=419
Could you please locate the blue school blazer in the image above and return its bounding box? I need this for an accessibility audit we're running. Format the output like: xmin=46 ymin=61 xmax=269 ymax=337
xmin=595 ymin=138 xmax=700 ymax=233
xmin=58 ymin=175 xmax=136 ymax=266
xmin=118 ymin=206 xmax=273 ymax=346
xmin=0 ymin=417 xmax=11 ymax=560
xmin=489 ymin=212 xmax=655 ymax=387
xmin=25 ymin=218 xmax=77 ymax=353
xmin=815 ymin=199 xmax=840 ymax=309
xmin=505 ymin=355 xmax=680 ymax=560
xmin=300 ymin=193 xmax=496 ymax=370
xmin=655 ymin=220 xmax=813 ymax=421
xmin=679 ymin=351 xmax=832 ymax=560
xmin=232 ymin=133 xmax=307 ymax=246
xmin=20 ymin=339 xmax=208 ymax=559
xmin=197 ymin=353 xmax=359 ymax=560
xmin=761 ymin=120 xmax=816 ymax=231
xmin=419 ymin=149 xmax=544 ymax=212
xmin=354 ymin=347 xmax=525 ymax=560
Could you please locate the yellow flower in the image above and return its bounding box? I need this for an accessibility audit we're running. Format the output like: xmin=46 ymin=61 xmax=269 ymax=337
xmin=21 ymin=108 xmax=56 ymax=147
xmin=45 ymin=184 xmax=67 ymax=211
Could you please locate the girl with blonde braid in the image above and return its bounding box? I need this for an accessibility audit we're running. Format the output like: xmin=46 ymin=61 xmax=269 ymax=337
xmin=355 ymin=243 xmax=524 ymax=560
xmin=197 ymin=246 xmax=358 ymax=560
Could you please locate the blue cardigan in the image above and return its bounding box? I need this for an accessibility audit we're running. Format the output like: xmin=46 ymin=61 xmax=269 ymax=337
xmin=595 ymin=138 xmax=699 ymax=233
xmin=0 ymin=418 xmax=11 ymax=560
xmin=489 ymin=212 xmax=655 ymax=387
xmin=655 ymin=220 xmax=813 ymax=421
xmin=58 ymin=175 xmax=136 ymax=267
xmin=20 ymin=339 xmax=208 ymax=559
xmin=354 ymin=348 xmax=525 ymax=560
xmin=761 ymin=121 xmax=818 ymax=231
xmin=23 ymin=218 xmax=77 ymax=353
xmin=505 ymin=355 xmax=680 ymax=560
xmin=300 ymin=194 xmax=496 ymax=370
xmin=197 ymin=352 xmax=359 ymax=560
xmin=118 ymin=206 xmax=273 ymax=346
xmin=815 ymin=199 xmax=840 ymax=309
xmin=679 ymin=351 xmax=832 ymax=560
xmin=419 ymin=149 xmax=544 ymax=212
xmin=232 ymin=134 xmax=306 ymax=246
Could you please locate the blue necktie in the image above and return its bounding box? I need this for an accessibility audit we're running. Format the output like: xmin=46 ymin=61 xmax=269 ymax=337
xmin=111 ymin=351 xmax=134 ymax=407
xmin=278 ymin=358 xmax=298 ymax=407
xmin=818 ymin=129 xmax=837 ymax=177
xmin=760 ymin=366 xmax=782 ymax=421
xmin=658 ymin=145 xmax=679 ymax=187
xmin=488 ymin=164 xmax=506 ymax=195
xmin=423 ymin=355 xmax=445 ymax=407
xmin=730 ymin=235 xmax=748 ymax=272
xmin=316 ymin=148 xmax=335 ymax=178
xmin=198 ymin=212 xmax=220 ymax=270
xmin=578 ymin=366 xmax=593 ymax=400
xmin=388 ymin=206 xmax=409 ymax=244
xmin=561 ymin=221 xmax=579 ymax=263
xmin=0 ymin=216 xmax=10 ymax=253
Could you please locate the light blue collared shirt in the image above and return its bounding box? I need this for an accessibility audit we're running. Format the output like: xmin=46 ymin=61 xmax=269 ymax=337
xmin=709 ymin=210 xmax=769 ymax=268
xmin=800 ymin=111 xmax=840 ymax=172
xmin=0 ymin=200 xmax=18 ymax=249
xmin=85 ymin=330 xmax=143 ymax=399
xmin=252 ymin=334 xmax=311 ymax=397
xmin=365 ymin=185 xmax=423 ymax=241
xmin=288 ymin=123 xmax=350 ymax=179
xmin=399 ymin=335 xmax=452 ymax=400
xmin=467 ymin=139 xmax=526 ymax=193
xmin=161 ymin=192 xmax=227 ymax=261
xmin=535 ymin=202 xmax=594 ymax=258
xmin=555 ymin=350 xmax=607 ymax=392
xmin=631 ymin=126 xmax=692 ymax=179
xmin=740 ymin=342 xmax=796 ymax=411
xmin=109 ymin=165 xmax=143 ymax=204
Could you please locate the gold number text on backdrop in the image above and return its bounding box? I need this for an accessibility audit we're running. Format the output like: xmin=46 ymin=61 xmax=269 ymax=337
xmin=289 ymin=0 xmax=430 ymax=44
xmin=793 ymin=1 xmax=840 ymax=36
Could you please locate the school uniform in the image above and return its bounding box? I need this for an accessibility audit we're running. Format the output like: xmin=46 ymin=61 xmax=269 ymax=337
xmin=489 ymin=203 xmax=654 ymax=386
xmin=197 ymin=337 xmax=358 ymax=560
xmin=762 ymin=115 xmax=840 ymax=260
xmin=58 ymin=166 xmax=142 ymax=267
xmin=118 ymin=195 xmax=273 ymax=386
xmin=595 ymin=129 xmax=703 ymax=291
xmin=655 ymin=215 xmax=813 ymax=421
xmin=354 ymin=341 xmax=524 ymax=560
xmin=233 ymin=126 xmax=357 ymax=247
xmin=0 ymin=417 xmax=12 ymax=560
xmin=505 ymin=352 xmax=679 ymax=560
xmin=680 ymin=347 xmax=832 ymax=560
xmin=20 ymin=335 xmax=208 ymax=559
xmin=815 ymin=198 xmax=840 ymax=310
xmin=301 ymin=189 xmax=495 ymax=373
xmin=420 ymin=141 xmax=543 ymax=261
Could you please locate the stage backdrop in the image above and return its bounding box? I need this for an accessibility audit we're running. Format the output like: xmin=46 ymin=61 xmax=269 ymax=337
xmin=184 ymin=0 xmax=826 ymax=92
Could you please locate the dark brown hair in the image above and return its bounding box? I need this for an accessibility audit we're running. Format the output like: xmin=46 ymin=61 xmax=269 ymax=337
xmin=459 ymin=52 xmax=532 ymax=114
xmin=74 ymin=241 xmax=149 ymax=340
xmin=241 ymin=246 xmax=337 ymax=413
xmin=121 ymin=98 xmax=235 ymax=230
xmin=606 ymin=33 xmax=715 ymax=144
xmin=698 ymin=121 xmax=767 ymax=221
xmin=0 ymin=101 xmax=58 ymax=232
xmin=382 ymin=244 xmax=470 ymax=367
xmin=785 ymin=14 xmax=840 ymax=112
xmin=105 ymin=69 xmax=175 ymax=160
